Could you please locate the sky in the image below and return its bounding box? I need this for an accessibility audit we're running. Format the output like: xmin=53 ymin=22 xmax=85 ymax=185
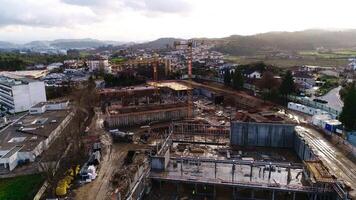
xmin=1 ymin=0 xmax=356 ymax=43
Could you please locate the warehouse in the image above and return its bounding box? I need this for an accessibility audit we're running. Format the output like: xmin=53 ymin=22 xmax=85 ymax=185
xmin=0 ymin=102 xmax=73 ymax=172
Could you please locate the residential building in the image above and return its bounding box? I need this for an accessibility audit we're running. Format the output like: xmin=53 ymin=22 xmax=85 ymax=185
xmin=293 ymin=71 xmax=316 ymax=89
xmin=0 ymin=76 xmax=47 ymax=113
xmin=242 ymin=69 xmax=262 ymax=79
xmin=47 ymin=62 xmax=63 ymax=71
xmin=87 ymin=55 xmax=111 ymax=73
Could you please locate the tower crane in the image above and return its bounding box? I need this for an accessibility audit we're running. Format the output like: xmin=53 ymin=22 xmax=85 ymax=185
xmin=174 ymin=40 xmax=194 ymax=118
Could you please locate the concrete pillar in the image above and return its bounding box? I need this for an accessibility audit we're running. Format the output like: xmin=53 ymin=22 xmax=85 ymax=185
xmin=232 ymin=163 xmax=235 ymax=182
xmin=250 ymin=164 xmax=253 ymax=181
xmin=233 ymin=187 xmax=237 ymax=200
xmin=287 ymin=164 xmax=291 ymax=184
xmin=251 ymin=190 xmax=255 ymax=199
xmin=268 ymin=164 xmax=272 ymax=181
xmin=213 ymin=185 xmax=216 ymax=200
xmin=293 ymin=192 xmax=296 ymax=200
xmin=271 ymin=190 xmax=275 ymax=200
xmin=313 ymin=193 xmax=317 ymax=200
xmin=259 ymin=167 xmax=262 ymax=178
xmin=180 ymin=158 xmax=183 ymax=176
xmin=214 ymin=161 xmax=217 ymax=178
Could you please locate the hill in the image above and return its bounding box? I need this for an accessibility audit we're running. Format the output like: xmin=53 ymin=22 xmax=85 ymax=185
xmin=131 ymin=38 xmax=183 ymax=49
xmin=0 ymin=41 xmax=19 ymax=49
xmin=0 ymin=39 xmax=126 ymax=50
xmin=213 ymin=29 xmax=356 ymax=56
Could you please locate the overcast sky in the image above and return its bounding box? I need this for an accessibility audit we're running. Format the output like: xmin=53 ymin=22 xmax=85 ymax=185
xmin=1 ymin=0 xmax=356 ymax=43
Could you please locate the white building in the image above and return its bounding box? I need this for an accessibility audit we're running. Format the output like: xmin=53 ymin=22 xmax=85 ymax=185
xmin=0 ymin=76 xmax=47 ymax=113
xmin=47 ymin=62 xmax=63 ymax=71
xmin=0 ymin=102 xmax=73 ymax=172
xmin=243 ymin=70 xmax=262 ymax=79
xmin=87 ymin=56 xmax=111 ymax=73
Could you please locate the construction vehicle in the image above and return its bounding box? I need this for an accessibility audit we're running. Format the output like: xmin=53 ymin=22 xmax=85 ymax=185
xmin=109 ymin=129 xmax=134 ymax=143
xmin=55 ymin=165 xmax=81 ymax=196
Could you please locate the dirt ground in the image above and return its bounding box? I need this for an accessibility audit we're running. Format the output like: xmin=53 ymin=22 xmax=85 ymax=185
xmin=73 ymin=110 xmax=150 ymax=200
xmin=73 ymin=110 xmax=121 ymax=200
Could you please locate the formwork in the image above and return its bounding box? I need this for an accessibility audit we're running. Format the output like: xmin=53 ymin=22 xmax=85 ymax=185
xmin=170 ymin=123 xmax=230 ymax=144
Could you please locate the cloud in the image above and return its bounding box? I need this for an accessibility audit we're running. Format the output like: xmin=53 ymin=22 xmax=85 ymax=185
xmin=0 ymin=0 xmax=98 ymax=27
xmin=124 ymin=0 xmax=191 ymax=13
xmin=61 ymin=0 xmax=191 ymax=14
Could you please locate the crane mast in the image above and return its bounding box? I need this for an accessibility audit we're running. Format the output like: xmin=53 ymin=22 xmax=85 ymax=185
xmin=174 ymin=40 xmax=194 ymax=118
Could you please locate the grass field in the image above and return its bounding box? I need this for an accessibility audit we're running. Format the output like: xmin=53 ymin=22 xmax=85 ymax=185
xmin=110 ymin=57 xmax=127 ymax=64
xmin=299 ymin=50 xmax=356 ymax=59
xmin=225 ymin=55 xmax=348 ymax=68
xmin=0 ymin=174 xmax=44 ymax=200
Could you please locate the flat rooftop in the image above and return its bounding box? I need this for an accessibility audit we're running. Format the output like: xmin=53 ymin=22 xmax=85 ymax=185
xmin=0 ymin=70 xmax=48 ymax=80
xmin=148 ymin=81 xmax=192 ymax=91
xmin=0 ymin=110 xmax=70 ymax=152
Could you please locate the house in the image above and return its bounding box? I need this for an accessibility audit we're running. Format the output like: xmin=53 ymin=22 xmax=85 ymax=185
xmin=242 ymin=69 xmax=262 ymax=79
xmin=348 ymin=58 xmax=356 ymax=70
xmin=293 ymin=71 xmax=315 ymax=89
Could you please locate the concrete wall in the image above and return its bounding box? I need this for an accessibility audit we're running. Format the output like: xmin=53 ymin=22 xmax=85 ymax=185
xmin=106 ymin=108 xmax=188 ymax=128
xmin=230 ymin=122 xmax=295 ymax=148
xmin=11 ymin=81 xmax=46 ymax=113
xmin=151 ymin=145 xmax=170 ymax=171
xmin=194 ymin=88 xmax=215 ymax=99
xmin=28 ymin=81 xmax=47 ymax=107
xmin=293 ymin=134 xmax=316 ymax=161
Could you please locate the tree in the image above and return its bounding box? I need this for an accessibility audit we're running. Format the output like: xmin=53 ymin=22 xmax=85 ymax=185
xmin=257 ymin=71 xmax=279 ymax=92
xmin=339 ymin=84 xmax=356 ymax=131
xmin=223 ymin=69 xmax=232 ymax=86
xmin=257 ymin=71 xmax=280 ymax=101
xmin=232 ymin=70 xmax=244 ymax=90
xmin=279 ymin=70 xmax=295 ymax=96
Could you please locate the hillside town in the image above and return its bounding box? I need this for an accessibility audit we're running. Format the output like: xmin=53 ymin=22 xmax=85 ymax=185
xmin=0 ymin=1 xmax=356 ymax=200
xmin=0 ymin=37 xmax=355 ymax=200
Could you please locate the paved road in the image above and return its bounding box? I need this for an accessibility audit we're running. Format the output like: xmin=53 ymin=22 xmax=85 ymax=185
xmin=319 ymin=86 xmax=343 ymax=112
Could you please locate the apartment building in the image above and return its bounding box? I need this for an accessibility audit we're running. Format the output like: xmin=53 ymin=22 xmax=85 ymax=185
xmin=87 ymin=55 xmax=111 ymax=73
xmin=0 ymin=76 xmax=47 ymax=113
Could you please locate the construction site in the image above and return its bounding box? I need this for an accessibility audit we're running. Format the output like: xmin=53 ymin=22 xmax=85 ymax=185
xmin=74 ymin=75 xmax=353 ymax=200
xmin=73 ymin=42 xmax=355 ymax=200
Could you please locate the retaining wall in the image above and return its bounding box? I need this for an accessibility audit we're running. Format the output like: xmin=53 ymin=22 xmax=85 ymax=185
xmin=230 ymin=122 xmax=295 ymax=148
